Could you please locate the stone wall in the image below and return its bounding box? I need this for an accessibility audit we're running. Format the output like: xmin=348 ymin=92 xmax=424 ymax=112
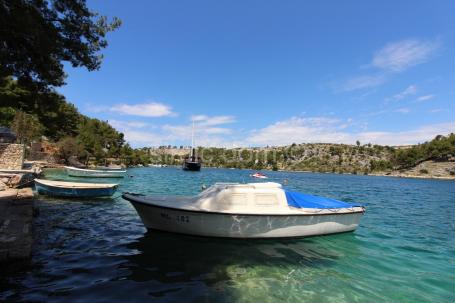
xmin=0 ymin=143 xmax=24 ymax=170
xmin=0 ymin=188 xmax=35 ymax=263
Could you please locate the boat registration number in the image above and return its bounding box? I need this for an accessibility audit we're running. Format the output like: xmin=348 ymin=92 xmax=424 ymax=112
xmin=176 ymin=215 xmax=190 ymax=223
xmin=160 ymin=212 xmax=190 ymax=223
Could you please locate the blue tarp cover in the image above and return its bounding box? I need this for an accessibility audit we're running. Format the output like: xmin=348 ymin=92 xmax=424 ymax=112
xmin=285 ymin=190 xmax=361 ymax=209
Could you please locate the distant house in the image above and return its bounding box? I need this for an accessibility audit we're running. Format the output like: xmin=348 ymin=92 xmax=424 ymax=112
xmin=0 ymin=127 xmax=16 ymax=143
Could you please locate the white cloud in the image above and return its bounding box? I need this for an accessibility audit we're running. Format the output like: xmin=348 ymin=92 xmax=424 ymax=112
xmin=151 ymin=115 xmax=238 ymax=146
xmin=245 ymin=116 xmax=455 ymax=146
xmin=110 ymin=102 xmax=175 ymax=117
xmin=337 ymin=39 xmax=440 ymax=92
xmin=204 ymin=127 xmax=232 ymax=135
xmin=372 ymin=39 xmax=440 ymax=72
xmin=247 ymin=117 xmax=353 ymax=146
xmin=338 ymin=74 xmax=386 ymax=92
xmin=108 ymin=120 xmax=149 ymax=129
xmin=191 ymin=115 xmax=236 ymax=126
xmin=356 ymin=122 xmax=455 ymax=145
xmin=107 ymin=120 xmax=161 ymax=146
xmin=429 ymin=108 xmax=442 ymax=113
xmin=121 ymin=130 xmax=163 ymax=146
xmin=392 ymin=85 xmax=417 ymax=100
xmin=112 ymin=113 xmax=454 ymax=148
xmin=417 ymin=94 xmax=435 ymax=102
xmin=395 ymin=108 xmax=410 ymax=114
xmin=105 ymin=114 xmax=238 ymax=147
xmin=162 ymin=122 xmax=233 ymax=145
xmin=162 ymin=124 xmax=232 ymax=136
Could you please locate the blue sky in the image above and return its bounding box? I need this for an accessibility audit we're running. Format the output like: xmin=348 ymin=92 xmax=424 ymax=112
xmin=59 ymin=0 xmax=455 ymax=147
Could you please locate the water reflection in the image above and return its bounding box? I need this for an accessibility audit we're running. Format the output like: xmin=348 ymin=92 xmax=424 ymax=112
xmin=119 ymin=230 xmax=359 ymax=301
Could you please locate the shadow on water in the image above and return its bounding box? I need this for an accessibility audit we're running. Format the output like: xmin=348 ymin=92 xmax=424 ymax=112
xmin=117 ymin=230 xmax=361 ymax=302
xmin=1 ymin=229 xmax=361 ymax=303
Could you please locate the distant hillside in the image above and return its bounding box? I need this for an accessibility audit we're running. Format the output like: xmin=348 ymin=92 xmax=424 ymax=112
xmin=150 ymin=143 xmax=393 ymax=173
xmin=149 ymin=134 xmax=455 ymax=179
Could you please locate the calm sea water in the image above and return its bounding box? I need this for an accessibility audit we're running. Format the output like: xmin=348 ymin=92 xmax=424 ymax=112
xmin=1 ymin=167 xmax=454 ymax=302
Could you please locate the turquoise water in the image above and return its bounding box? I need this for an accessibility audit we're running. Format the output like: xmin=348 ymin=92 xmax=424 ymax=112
xmin=1 ymin=167 xmax=454 ymax=302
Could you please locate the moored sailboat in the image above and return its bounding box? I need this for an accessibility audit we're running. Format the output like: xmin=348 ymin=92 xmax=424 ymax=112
xmin=182 ymin=120 xmax=202 ymax=171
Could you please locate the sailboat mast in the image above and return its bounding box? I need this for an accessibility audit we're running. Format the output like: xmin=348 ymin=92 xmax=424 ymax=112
xmin=191 ymin=120 xmax=195 ymax=157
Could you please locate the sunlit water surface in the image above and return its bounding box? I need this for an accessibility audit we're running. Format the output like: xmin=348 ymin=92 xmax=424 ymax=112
xmin=1 ymin=167 xmax=454 ymax=302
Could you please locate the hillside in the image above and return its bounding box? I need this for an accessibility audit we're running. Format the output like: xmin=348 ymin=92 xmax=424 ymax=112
xmin=150 ymin=143 xmax=394 ymax=174
xmin=377 ymin=160 xmax=455 ymax=179
xmin=149 ymin=134 xmax=455 ymax=179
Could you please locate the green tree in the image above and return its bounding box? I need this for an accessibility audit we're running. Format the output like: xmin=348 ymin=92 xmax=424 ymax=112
xmin=120 ymin=143 xmax=134 ymax=165
xmin=390 ymin=134 xmax=455 ymax=168
xmin=57 ymin=136 xmax=82 ymax=164
xmin=0 ymin=106 xmax=16 ymax=126
xmin=0 ymin=0 xmax=121 ymax=88
xmin=0 ymin=77 xmax=82 ymax=140
xmin=10 ymin=111 xmax=44 ymax=143
xmin=77 ymin=117 xmax=125 ymax=161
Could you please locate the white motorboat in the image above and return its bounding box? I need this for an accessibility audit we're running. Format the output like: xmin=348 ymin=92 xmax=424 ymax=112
xmin=251 ymin=172 xmax=268 ymax=179
xmin=122 ymin=182 xmax=365 ymax=238
xmin=95 ymin=165 xmax=124 ymax=170
xmin=149 ymin=164 xmax=167 ymax=168
xmin=64 ymin=166 xmax=127 ymax=178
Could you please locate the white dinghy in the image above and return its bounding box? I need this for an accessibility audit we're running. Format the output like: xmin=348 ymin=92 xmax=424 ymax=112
xmin=35 ymin=179 xmax=118 ymax=197
xmin=122 ymin=182 xmax=365 ymax=238
xmin=64 ymin=166 xmax=126 ymax=178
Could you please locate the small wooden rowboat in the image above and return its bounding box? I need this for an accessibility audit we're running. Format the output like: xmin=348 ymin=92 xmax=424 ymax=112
xmin=35 ymin=179 xmax=118 ymax=198
xmin=64 ymin=166 xmax=126 ymax=178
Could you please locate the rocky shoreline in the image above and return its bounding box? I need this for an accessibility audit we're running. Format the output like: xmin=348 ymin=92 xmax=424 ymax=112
xmin=277 ymin=169 xmax=455 ymax=180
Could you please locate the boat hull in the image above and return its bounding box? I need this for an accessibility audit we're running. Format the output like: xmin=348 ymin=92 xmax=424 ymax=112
xmin=182 ymin=161 xmax=201 ymax=171
xmin=65 ymin=167 xmax=126 ymax=178
xmin=35 ymin=182 xmax=117 ymax=197
xmin=127 ymin=200 xmax=364 ymax=238
xmin=95 ymin=166 xmax=124 ymax=170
